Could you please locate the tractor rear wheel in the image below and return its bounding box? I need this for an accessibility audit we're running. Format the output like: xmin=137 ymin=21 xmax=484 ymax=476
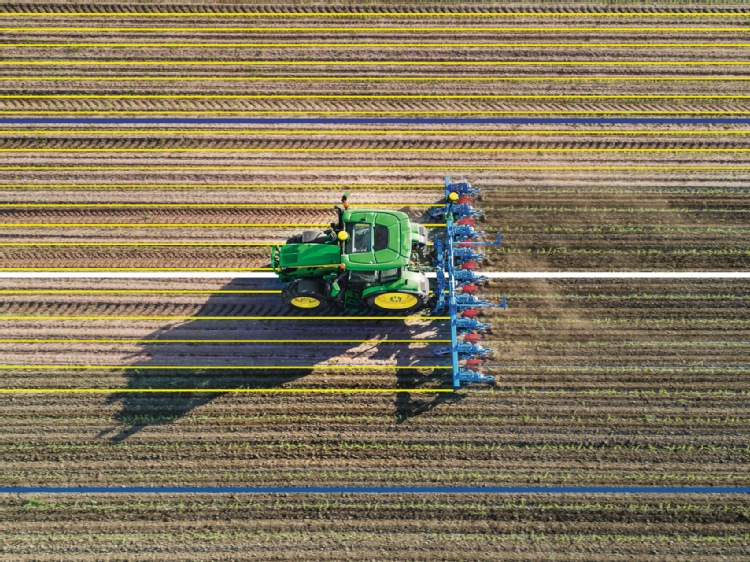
xmin=282 ymin=279 xmax=330 ymax=310
xmin=366 ymin=291 xmax=427 ymax=314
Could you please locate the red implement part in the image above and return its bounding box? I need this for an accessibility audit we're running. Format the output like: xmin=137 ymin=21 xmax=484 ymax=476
xmin=461 ymin=284 xmax=479 ymax=294
xmin=460 ymin=261 xmax=479 ymax=270
xmin=457 ymin=242 xmax=473 ymax=248
xmin=458 ymin=196 xmax=473 ymax=204
xmin=456 ymin=218 xmax=475 ymax=226
xmin=461 ymin=308 xmax=481 ymax=318
xmin=463 ymin=333 xmax=482 ymax=344
xmin=465 ymin=359 xmax=484 ymax=370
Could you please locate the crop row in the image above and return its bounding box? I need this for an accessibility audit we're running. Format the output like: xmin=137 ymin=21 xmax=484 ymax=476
xmin=4 ymin=530 xmax=747 ymax=546
xmin=494 ymin=316 xmax=750 ymax=326
xmin=6 ymin=497 xmax=749 ymax=515
xmin=2 ymin=413 xmax=747 ymax=426
xmin=4 ymin=469 xmax=748 ymax=486
xmin=500 ymin=292 xmax=750 ymax=299
xmin=498 ymin=226 xmax=750 ymax=234
xmin=497 ymin=248 xmax=750 ymax=255
xmin=3 ymin=441 xmax=747 ymax=453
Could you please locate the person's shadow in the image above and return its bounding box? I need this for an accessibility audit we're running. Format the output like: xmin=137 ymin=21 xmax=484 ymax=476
xmin=97 ymin=277 xmax=461 ymax=442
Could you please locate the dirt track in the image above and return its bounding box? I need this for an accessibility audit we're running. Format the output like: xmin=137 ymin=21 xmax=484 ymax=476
xmin=2 ymin=1 xmax=750 ymax=559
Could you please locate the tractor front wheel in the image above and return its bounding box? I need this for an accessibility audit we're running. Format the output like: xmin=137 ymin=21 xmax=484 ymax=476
xmin=282 ymin=279 xmax=330 ymax=311
xmin=366 ymin=291 xmax=427 ymax=314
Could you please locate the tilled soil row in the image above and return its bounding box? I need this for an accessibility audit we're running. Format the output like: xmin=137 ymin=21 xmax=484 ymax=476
xmin=7 ymin=29 xmax=750 ymax=41
xmin=6 ymin=99 xmax=750 ymax=113
xmin=8 ymin=150 xmax=750 ymax=162
xmin=2 ymin=494 xmax=748 ymax=560
xmin=6 ymin=171 xmax=750 ymax=188
xmin=7 ymin=3 xmax=750 ymax=14
xmin=9 ymin=138 xmax=750 ymax=149
xmin=8 ymin=46 xmax=750 ymax=62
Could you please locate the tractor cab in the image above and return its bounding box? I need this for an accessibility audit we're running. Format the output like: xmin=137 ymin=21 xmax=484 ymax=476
xmin=340 ymin=209 xmax=412 ymax=270
xmin=272 ymin=190 xmax=431 ymax=313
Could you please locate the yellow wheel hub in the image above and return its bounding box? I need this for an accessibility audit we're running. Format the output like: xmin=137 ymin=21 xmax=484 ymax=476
xmin=373 ymin=292 xmax=419 ymax=310
xmin=290 ymin=296 xmax=321 ymax=309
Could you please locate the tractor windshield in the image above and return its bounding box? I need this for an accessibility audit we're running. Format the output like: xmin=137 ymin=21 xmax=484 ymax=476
xmin=345 ymin=223 xmax=371 ymax=254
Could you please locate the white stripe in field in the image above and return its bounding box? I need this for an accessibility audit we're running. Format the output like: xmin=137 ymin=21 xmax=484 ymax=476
xmin=0 ymin=272 xmax=747 ymax=279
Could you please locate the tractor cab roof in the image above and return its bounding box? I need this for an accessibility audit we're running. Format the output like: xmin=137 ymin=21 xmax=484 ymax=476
xmin=341 ymin=209 xmax=412 ymax=270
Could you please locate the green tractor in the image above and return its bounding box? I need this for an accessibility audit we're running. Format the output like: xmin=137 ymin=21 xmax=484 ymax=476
xmin=271 ymin=191 xmax=431 ymax=313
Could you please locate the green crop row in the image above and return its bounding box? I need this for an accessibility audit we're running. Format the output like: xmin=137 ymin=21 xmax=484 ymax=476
xmin=491 ymin=188 xmax=750 ymax=195
xmin=8 ymin=497 xmax=750 ymax=516
xmin=496 ymin=293 xmax=750 ymax=300
xmin=497 ymin=225 xmax=750 ymax=234
xmin=2 ymin=412 xmax=746 ymax=425
xmin=490 ymin=339 xmax=749 ymax=348
xmin=487 ymin=205 xmax=748 ymax=213
xmin=497 ymin=247 xmax=750 ymax=255
xmin=488 ymin=365 xmax=748 ymax=374
xmin=6 ymin=469 xmax=746 ymax=486
xmin=3 ymin=440 xmax=747 ymax=454
xmin=4 ymin=530 xmax=750 ymax=546
xmin=492 ymin=316 xmax=750 ymax=327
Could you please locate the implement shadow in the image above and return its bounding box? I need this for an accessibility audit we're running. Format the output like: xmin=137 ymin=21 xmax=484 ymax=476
xmin=99 ymin=278 xmax=454 ymax=442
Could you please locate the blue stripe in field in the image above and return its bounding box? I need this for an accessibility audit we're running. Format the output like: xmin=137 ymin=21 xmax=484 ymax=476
xmin=4 ymin=117 xmax=750 ymax=125
xmin=1 ymin=486 xmax=749 ymax=494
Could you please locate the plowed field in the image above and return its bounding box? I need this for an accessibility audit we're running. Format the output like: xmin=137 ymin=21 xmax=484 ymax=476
xmin=2 ymin=1 xmax=750 ymax=560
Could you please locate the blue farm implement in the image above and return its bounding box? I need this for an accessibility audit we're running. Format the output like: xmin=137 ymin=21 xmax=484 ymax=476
xmin=271 ymin=175 xmax=504 ymax=390
xmin=431 ymin=177 xmax=506 ymax=388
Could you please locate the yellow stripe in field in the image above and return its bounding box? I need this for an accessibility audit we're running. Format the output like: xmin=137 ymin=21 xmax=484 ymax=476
xmin=0 ymin=338 xmax=449 ymax=343
xmin=0 ymin=183 xmax=435 ymax=190
xmin=0 ymin=11 xmax=746 ymax=17
xmin=0 ymin=388 xmax=455 ymax=394
xmin=0 ymin=203 xmax=438 ymax=207
xmin=8 ymin=42 xmax=750 ymax=47
xmin=0 ymin=242 xmax=434 ymax=248
xmin=4 ymin=147 xmax=750 ymax=153
xmin=8 ymin=76 xmax=750 ymax=83
xmin=0 ymin=242 xmax=277 ymax=246
xmin=4 ymin=111 xmax=749 ymax=116
xmin=0 ymin=364 xmax=452 ymax=370
xmin=0 ymin=315 xmax=448 ymax=321
xmin=4 ymin=129 xmax=750 ymax=136
xmin=2 ymin=26 xmax=750 ymax=32
xmin=6 ymin=94 xmax=750 ymax=99
xmin=0 ymin=224 xmax=446 ymax=228
xmin=4 ymin=76 xmax=750 ymax=82
xmin=2 ymin=60 xmax=749 ymax=66
xmin=0 ymin=267 xmax=275 ymax=271
xmin=0 ymin=223 xmax=329 ymax=228
xmin=0 ymin=165 xmax=745 ymax=171
xmin=0 ymin=289 xmax=442 ymax=296
xmin=0 ymin=290 xmax=282 ymax=294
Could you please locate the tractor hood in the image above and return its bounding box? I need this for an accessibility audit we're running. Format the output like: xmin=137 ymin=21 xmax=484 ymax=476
xmin=278 ymin=242 xmax=341 ymax=269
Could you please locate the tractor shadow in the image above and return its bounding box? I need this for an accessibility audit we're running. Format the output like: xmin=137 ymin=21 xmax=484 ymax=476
xmin=98 ymin=278 xmax=458 ymax=442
